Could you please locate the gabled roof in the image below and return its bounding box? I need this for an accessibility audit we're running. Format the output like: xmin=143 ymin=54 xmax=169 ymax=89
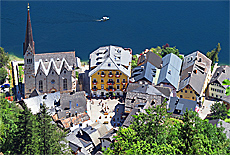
xmin=181 ymin=51 xmax=212 ymax=73
xmin=126 ymin=83 xmax=142 ymax=92
xmin=24 ymin=91 xmax=60 ymax=114
xmin=167 ymin=97 xmax=197 ymax=115
xmin=131 ymin=62 xmax=157 ymax=83
xmin=60 ymin=91 xmax=87 ymax=114
xmin=89 ymin=45 xmax=132 ymax=77
xmin=138 ymin=51 xmax=162 ymax=69
xmin=35 ymin=57 xmax=73 ymax=76
xmin=131 ymin=84 xmax=165 ymax=96
xmin=210 ymin=65 xmax=230 ymax=88
xmin=178 ymin=63 xmax=207 ymax=95
xmin=155 ymin=86 xmax=171 ymax=97
xmin=157 ymin=53 xmax=182 ymax=89
xmin=122 ymin=108 xmax=138 ymax=128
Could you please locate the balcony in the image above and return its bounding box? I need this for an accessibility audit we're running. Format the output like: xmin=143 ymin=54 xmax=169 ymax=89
xmin=101 ymin=74 xmax=106 ymax=77
xmin=115 ymin=74 xmax=120 ymax=78
xmin=121 ymin=81 xmax=127 ymax=85
xmin=92 ymin=81 xmax=98 ymax=85
xmin=108 ymin=74 xmax=113 ymax=77
xmin=107 ymin=81 xmax=115 ymax=85
xmin=107 ymin=88 xmax=116 ymax=91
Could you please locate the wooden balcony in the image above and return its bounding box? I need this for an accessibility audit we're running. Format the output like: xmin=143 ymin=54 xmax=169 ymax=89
xmin=101 ymin=74 xmax=106 ymax=77
xmin=108 ymin=74 xmax=113 ymax=77
xmin=115 ymin=74 xmax=120 ymax=78
xmin=92 ymin=81 xmax=98 ymax=85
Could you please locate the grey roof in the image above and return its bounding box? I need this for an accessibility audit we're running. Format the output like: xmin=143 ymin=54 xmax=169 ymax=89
xmin=122 ymin=108 xmax=138 ymax=128
xmin=209 ymin=119 xmax=230 ymax=139
xmin=157 ymin=53 xmax=182 ymax=89
xmin=131 ymin=62 xmax=157 ymax=83
xmin=60 ymin=91 xmax=87 ymax=114
xmin=65 ymin=133 xmax=88 ymax=154
xmin=34 ymin=51 xmax=75 ymax=76
xmin=89 ymin=45 xmax=132 ymax=77
xmin=138 ymin=51 xmax=162 ymax=69
xmin=131 ymin=84 xmax=165 ymax=96
xmin=24 ymin=92 xmax=60 ymax=114
xmin=126 ymin=83 xmax=143 ymax=92
xmin=154 ymin=86 xmax=171 ymax=97
xmin=99 ymin=129 xmax=117 ymax=142
xmin=181 ymin=51 xmax=212 ymax=73
xmin=178 ymin=64 xmax=207 ymax=95
xmin=167 ymin=97 xmax=197 ymax=115
xmin=210 ymin=65 xmax=230 ymax=88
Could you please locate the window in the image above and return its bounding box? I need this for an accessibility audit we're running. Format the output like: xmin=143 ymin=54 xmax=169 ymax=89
xmin=101 ymin=71 xmax=105 ymax=75
xmin=101 ymin=79 xmax=104 ymax=83
xmin=192 ymin=97 xmax=195 ymax=99
xmin=51 ymin=79 xmax=55 ymax=84
xmin=180 ymin=95 xmax=183 ymax=98
xmin=116 ymin=71 xmax=119 ymax=75
xmin=64 ymin=70 xmax=66 ymax=74
xmin=101 ymin=84 xmax=104 ymax=90
xmin=122 ymin=79 xmax=126 ymax=83
xmin=52 ymin=71 xmax=54 ymax=75
xmin=212 ymin=93 xmax=213 ymax=96
xmin=39 ymin=80 xmax=43 ymax=92
xmin=190 ymin=91 xmax=192 ymax=93
xmin=27 ymin=59 xmax=32 ymax=64
xmin=97 ymin=72 xmax=100 ymax=75
xmin=181 ymin=90 xmax=183 ymax=92
xmin=117 ymin=85 xmax=120 ymax=90
xmin=117 ymin=79 xmax=120 ymax=83
xmin=109 ymin=71 xmax=112 ymax=75
xmin=185 ymin=90 xmax=187 ymax=93
xmin=40 ymin=72 xmax=42 ymax=75
xmin=216 ymin=95 xmax=218 ymax=98
xmin=108 ymin=63 xmax=111 ymax=67
xmin=63 ymin=79 xmax=67 ymax=90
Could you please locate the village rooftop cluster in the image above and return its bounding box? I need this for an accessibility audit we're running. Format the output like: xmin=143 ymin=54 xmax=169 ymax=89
xmin=1 ymin=4 xmax=230 ymax=155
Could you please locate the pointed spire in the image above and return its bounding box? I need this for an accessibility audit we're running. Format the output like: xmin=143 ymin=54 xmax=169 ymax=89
xmin=23 ymin=3 xmax=35 ymax=55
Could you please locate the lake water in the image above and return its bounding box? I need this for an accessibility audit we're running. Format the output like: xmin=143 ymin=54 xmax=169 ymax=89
xmin=1 ymin=1 xmax=229 ymax=65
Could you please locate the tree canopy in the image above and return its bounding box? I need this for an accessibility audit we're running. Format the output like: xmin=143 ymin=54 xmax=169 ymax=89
xmin=0 ymin=47 xmax=9 ymax=68
xmin=104 ymin=101 xmax=230 ymax=154
xmin=223 ymin=79 xmax=230 ymax=96
xmin=0 ymin=68 xmax=8 ymax=85
xmin=210 ymin=101 xmax=228 ymax=120
xmin=0 ymin=97 xmax=70 ymax=154
xmin=206 ymin=43 xmax=221 ymax=69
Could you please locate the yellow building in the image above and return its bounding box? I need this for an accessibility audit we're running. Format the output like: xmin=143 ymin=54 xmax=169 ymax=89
xmin=89 ymin=45 xmax=132 ymax=97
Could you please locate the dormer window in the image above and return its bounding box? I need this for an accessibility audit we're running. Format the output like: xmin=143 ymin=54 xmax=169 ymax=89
xmin=108 ymin=63 xmax=111 ymax=67
xmin=168 ymin=70 xmax=171 ymax=75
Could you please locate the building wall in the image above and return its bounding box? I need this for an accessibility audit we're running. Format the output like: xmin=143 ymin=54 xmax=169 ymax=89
xmin=35 ymin=70 xmax=47 ymax=93
xmin=177 ymin=85 xmax=197 ymax=101
xmin=90 ymin=70 xmax=128 ymax=96
xmin=207 ymin=82 xmax=225 ymax=99
xmin=153 ymin=68 xmax=161 ymax=85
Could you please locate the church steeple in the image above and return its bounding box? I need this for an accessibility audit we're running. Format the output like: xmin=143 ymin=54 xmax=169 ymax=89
xmin=23 ymin=3 xmax=35 ymax=55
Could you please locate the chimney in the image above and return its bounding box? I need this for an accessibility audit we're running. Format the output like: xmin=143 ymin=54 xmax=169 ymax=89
xmin=69 ymin=100 xmax=72 ymax=109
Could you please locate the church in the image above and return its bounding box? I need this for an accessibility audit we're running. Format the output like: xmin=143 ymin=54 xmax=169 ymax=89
xmin=23 ymin=4 xmax=76 ymax=98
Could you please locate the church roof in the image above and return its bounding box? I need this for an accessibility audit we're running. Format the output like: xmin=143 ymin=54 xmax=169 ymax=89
xmin=34 ymin=52 xmax=75 ymax=76
xmin=23 ymin=3 xmax=35 ymax=55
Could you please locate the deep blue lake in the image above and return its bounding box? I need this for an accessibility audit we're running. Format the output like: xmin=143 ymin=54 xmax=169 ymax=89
xmin=1 ymin=1 xmax=229 ymax=65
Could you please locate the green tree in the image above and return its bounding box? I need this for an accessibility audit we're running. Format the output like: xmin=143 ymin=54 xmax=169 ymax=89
xmin=206 ymin=43 xmax=221 ymax=69
xmin=161 ymin=44 xmax=183 ymax=60
xmin=210 ymin=101 xmax=228 ymax=120
xmin=104 ymin=103 xmax=230 ymax=154
xmin=131 ymin=55 xmax=138 ymax=69
xmin=223 ymin=79 xmax=230 ymax=96
xmin=149 ymin=46 xmax=162 ymax=58
xmin=0 ymin=97 xmax=21 ymax=154
xmin=36 ymin=104 xmax=69 ymax=154
xmin=0 ymin=67 xmax=8 ymax=85
xmin=0 ymin=47 xmax=9 ymax=68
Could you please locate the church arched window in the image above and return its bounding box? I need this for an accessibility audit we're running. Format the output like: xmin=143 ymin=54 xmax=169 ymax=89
xmin=39 ymin=80 xmax=43 ymax=92
xmin=63 ymin=79 xmax=67 ymax=90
